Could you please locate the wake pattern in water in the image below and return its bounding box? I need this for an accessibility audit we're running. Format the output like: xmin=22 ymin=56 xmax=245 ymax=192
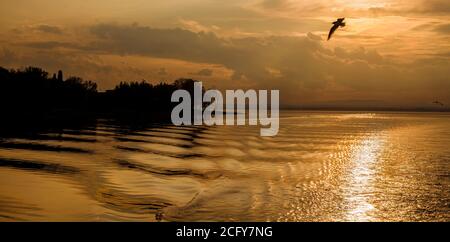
xmin=0 ymin=112 xmax=449 ymax=221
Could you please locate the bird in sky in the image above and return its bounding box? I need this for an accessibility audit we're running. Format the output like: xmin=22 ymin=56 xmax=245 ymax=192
xmin=328 ymin=18 xmax=346 ymax=41
xmin=432 ymin=101 xmax=444 ymax=106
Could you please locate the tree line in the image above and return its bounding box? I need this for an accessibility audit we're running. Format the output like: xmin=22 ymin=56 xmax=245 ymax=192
xmin=0 ymin=66 xmax=199 ymax=122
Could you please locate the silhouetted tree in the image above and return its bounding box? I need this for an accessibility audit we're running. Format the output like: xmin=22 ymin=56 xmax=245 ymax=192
xmin=0 ymin=66 xmax=203 ymax=122
xmin=57 ymin=70 xmax=63 ymax=82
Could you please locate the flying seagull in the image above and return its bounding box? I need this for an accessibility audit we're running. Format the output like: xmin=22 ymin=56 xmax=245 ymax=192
xmin=328 ymin=18 xmax=346 ymax=40
xmin=432 ymin=101 xmax=444 ymax=106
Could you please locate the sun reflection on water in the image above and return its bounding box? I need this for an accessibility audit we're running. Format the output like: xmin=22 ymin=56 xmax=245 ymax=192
xmin=344 ymin=134 xmax=385 ymax=221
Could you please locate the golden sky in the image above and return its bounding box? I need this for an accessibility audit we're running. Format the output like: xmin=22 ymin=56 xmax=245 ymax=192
xmin=0 ymin=0 xmax=449 ymax=107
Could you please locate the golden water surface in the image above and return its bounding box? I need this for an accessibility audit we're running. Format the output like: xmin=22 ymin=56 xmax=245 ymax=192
xmin=0 ymin=111 xmax=449 ymax=221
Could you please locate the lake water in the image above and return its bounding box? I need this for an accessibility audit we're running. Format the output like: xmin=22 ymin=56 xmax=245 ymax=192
xmin=0 ymin=111 xmax=449 ymax=221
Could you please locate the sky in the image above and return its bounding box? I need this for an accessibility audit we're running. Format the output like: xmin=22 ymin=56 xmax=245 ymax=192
xmin=0 ymin=0 xmax=449 ymax=108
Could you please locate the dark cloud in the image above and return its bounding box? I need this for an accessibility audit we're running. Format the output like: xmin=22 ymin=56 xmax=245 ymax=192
xmin=433 ymin=24 xmax=450 ymax=34
xmin=190 ymin=68 xmax=213 ymax=76
xmin=432 ymin=51 xmax=450 ymax=58
xmin=346 ymin=0 xmax=450 ymax=17
xmin=83 ymin=23 xmax=450 ymax=99
xmin=87 ymin=23 xmax=328 ymax=89
xmin=89 ymin=23 xmax=228 ymax=62
xmin=22 ymin=41 xmax=80 ymax=49
xmin=34 ymin=24 xmax=63 ymax=34
xmin=415 ymin=0 xmax=450 ymax=14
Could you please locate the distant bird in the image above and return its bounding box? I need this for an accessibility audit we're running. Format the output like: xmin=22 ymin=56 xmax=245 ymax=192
xmin=328 ymin=18 xmax=346 ymax=40
xmin=432 ymin=101 xmax=444 ymax=106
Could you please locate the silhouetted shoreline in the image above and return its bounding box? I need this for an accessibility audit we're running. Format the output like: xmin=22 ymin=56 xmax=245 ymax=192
xmin=0 ymin=66 xmax=202 ymax=133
